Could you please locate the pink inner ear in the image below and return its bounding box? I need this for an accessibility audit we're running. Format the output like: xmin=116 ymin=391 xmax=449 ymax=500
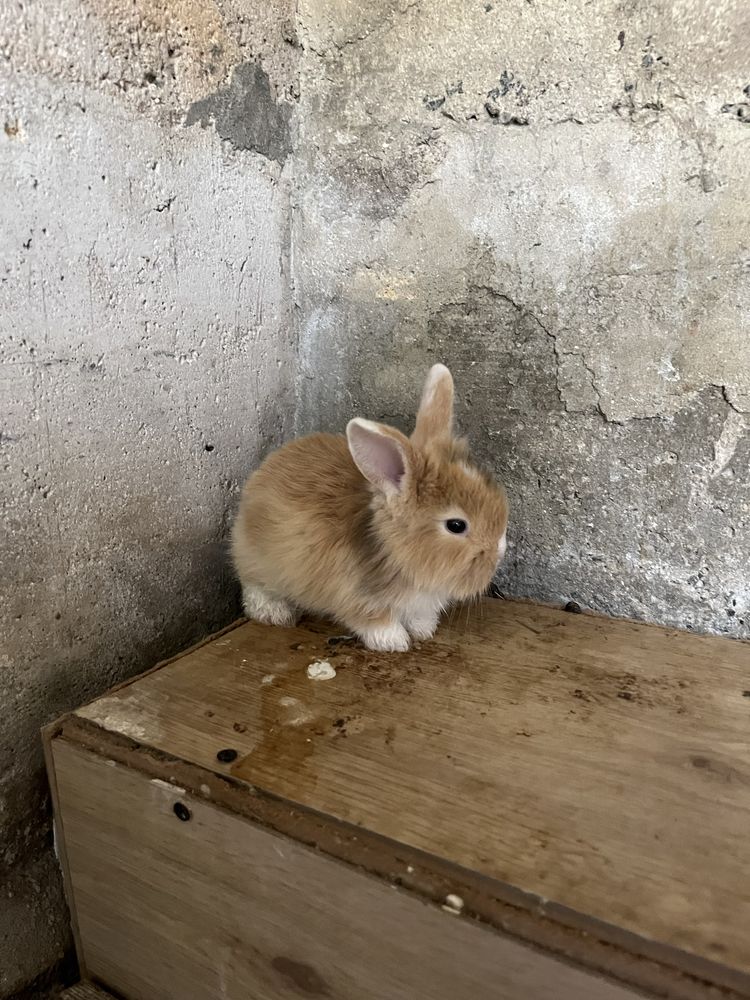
xmin=360 ymin=433 xmax=405 ymax=489
xmin=348 ymin=421 xmax=407 ymax=492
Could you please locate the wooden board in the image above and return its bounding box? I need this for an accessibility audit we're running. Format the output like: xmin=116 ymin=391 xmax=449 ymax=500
xmin=52 ymin=739 xmax=643 ymax=1000
xmin=42 ymin=720 xmax=89 ymax=982
xmin=61 ymin=985 xmax=116 ymax=999
xmin=62 ymin=599 xmax=750 ymax=997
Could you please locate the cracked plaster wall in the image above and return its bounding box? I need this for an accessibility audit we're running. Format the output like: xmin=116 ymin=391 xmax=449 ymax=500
xmin=294 ymin=0 xmax=750 ymax=638
xmin=1 ymin=0 xmax=297 ymax=993
xmin=1 ymin=0 xmax=749 ymax=994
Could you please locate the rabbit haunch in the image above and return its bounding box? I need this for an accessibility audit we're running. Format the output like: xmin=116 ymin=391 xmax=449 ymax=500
xmin=231 ymin=364 xmax=509 ymax=652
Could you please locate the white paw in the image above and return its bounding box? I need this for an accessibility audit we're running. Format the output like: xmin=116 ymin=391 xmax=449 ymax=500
xmin=400 ymin=595 xmax=442 ymax=641
xmin=358 ymin=622 xmax=410 ymax=653
xmin=403 ymin=613 xmax=439 ymax=641
xmin=242 ymin=584 xmax=297 ymax=627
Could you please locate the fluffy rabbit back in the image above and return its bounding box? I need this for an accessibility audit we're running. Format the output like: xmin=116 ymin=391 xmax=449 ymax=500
xmin=231 ymin=433 xmax=377 ymax=626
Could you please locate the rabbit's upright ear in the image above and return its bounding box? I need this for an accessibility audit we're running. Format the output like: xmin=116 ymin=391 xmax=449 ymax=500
xmin=411 ymin=364 xmax=454 ymax=448
xmin=346 ymin=419 xmax=412 ymax=497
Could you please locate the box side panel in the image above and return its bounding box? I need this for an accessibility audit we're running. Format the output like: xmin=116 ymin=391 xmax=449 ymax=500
xmin=44 ymin=724 xmax=89 ymax=979
xmin=70 ymin=599 xmax=750 ymax=988
xmin=52 ymin=738 xmax=645 ymax=1000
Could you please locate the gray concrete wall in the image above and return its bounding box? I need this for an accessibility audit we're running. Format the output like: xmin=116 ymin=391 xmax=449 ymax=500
xmin=294 ymin=0 xmax=750 ymax=638
xmin=2 ymin=0 xmax=749 ymax=994
xmin=0 ymin=0 xmax=297 ymax=993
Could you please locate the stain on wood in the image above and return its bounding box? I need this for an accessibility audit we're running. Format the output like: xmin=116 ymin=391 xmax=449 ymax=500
xmin=271 ymin=956 xmax=331 ymax=996
xmin=50 ymin=599 xmax=750 ymax=999
xmin=52 ymin=741 xmax=643 ymax=1000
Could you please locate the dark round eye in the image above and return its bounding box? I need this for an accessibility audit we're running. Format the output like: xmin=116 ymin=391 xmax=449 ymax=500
xmin=445 ymin=518 xmax=468 ymax=535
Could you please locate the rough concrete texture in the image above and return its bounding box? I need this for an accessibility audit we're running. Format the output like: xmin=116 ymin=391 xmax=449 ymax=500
xmin=1 ymin=0 xmax=298 ymax=993
xmin=294 ymin=0 xmax=750 ymax=638
xmin=2 ymin=0 xmax=749 ymax=994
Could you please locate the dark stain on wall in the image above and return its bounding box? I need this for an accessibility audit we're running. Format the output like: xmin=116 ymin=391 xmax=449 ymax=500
xmin=186 ymin=61 xmax=292 ymax=162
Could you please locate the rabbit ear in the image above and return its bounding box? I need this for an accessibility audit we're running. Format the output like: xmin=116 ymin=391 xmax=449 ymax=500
xmin=346 ymin=419 xmax=410 ymax=496
xmin=412 ymin=363 xmax=454 ymax=447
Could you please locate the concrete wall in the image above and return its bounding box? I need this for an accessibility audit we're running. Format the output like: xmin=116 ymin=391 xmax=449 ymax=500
xmin=294 ymin=0 xmax=749 ymax=637
xmin=2 ymin=0 xmax=749 ymax=994
xmin=0 ymin=1 xmax=297 ymax=993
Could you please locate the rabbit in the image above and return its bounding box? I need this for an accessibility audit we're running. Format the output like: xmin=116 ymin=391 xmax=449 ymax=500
xmin=230 ymin=364 xmax=509 ymax=652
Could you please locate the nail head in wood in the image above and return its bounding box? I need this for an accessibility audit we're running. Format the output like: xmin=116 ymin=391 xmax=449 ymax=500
xmin=173 ymin=802 xmax=191 ymax=822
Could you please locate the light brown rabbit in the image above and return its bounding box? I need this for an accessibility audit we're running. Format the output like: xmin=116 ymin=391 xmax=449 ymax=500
xmin=230 ymin=365 xmax=509 ymax=651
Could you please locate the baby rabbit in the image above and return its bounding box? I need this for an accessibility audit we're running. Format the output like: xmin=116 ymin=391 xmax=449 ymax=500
xmin=231 ymin=364 xmax=508 ymax=651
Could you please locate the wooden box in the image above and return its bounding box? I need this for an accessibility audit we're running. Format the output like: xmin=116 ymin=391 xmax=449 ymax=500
xmin=45 ymin=600 xmax=750 ymax=999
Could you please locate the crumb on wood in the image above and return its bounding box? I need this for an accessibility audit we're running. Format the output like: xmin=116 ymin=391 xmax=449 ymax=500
xmin=307 ymin=659 xmax=336 ymax=680
xmin=442 ymin=893 xmax=464 ymax=914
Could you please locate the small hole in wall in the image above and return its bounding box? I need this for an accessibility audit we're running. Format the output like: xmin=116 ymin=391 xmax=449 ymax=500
xmin=204 ymin=444 xmax=214 ymax=453
xmin=54 ymin=612 xmax=61 ymax=620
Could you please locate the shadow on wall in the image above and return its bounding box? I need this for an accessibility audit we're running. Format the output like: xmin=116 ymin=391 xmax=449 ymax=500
xmin=1 ymin=371 xmax=290 ymax=996
xmin=296 ymin=276 xmax=749 ymax=639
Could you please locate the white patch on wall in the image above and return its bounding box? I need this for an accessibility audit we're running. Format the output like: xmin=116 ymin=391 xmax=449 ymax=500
xmin=657 ymin=356 xmax=681 ymax=382
xmin=711 ymin=410 xmax=747 ymax=479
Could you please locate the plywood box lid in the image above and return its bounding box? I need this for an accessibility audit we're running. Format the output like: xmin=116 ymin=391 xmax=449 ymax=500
xmin=58 ymin=599 xmax=750 ymax=998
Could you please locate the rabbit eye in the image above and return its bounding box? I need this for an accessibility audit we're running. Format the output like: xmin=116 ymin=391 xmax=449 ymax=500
xmin=445 ymin=518 xmax=468 ymax=535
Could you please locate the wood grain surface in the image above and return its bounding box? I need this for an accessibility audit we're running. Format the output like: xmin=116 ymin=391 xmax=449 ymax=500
xmin=53 ymin=740 xmax=643 ymax=1000
xmin=61 ymin=984 xmax=115 ymax=999
xmin=70 ymin=599 xmax=750 ymax=990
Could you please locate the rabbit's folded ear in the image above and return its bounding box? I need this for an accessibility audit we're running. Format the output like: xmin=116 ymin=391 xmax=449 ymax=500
xmin=412 ymin=363 xmax=454 ymax=448
xmin=346 ymin=419 xmax=411 ymax=496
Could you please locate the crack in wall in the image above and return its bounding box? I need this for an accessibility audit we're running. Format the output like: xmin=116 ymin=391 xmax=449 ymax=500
xmin=445 ymin=285 xmax=750 ymax=427
xmin=469 ymin=285 xmax=610 ymax=421
xmin=301 ymin=0 xmax=420 ymax=58
xmin=717 ymin=384 xmax=748 ymax=416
